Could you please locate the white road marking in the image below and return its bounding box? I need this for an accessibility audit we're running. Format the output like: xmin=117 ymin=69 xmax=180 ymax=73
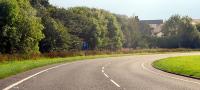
xmin=110 ymin=79 xmax=121 ymax=87
xmin=5 ymin=61 xmax=121 ymax=90
xmin=104 ymin=73 xmax=109 ymax=78
xmin=101 ymin=66 xmax=121 ymax=88
xmin=141 ymin=63 xmax=200 ymax=85
xmin=3 ymin=63 xmax=70 ymax=90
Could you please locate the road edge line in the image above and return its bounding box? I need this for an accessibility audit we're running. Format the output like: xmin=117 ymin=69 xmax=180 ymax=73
xmin=3 ymin=63 xmax=69 ymax=90
xmin=141 ymin=63 xmax=200 ymax=85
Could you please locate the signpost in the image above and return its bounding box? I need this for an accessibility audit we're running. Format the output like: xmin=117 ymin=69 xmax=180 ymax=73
xmin=82 ymin=41 xmax=89 ymax=50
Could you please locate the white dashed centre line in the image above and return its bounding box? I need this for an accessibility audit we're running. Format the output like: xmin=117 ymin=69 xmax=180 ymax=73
xmin=102 ymin=70 xmax=104 ymax=73
xmin=110 ymin=79 xmax=121 ymax=87
xmin=101 ymin=66 xmax=121 ymax=88
xmin=104 ymin=73 xmax=109 ymax=78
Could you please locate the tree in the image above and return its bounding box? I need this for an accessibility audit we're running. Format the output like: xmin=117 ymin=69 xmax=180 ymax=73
xmin=29 ymin=0 xmax=51 ymax=17
xmin=0 ymin=0 xmax=44 ymax=54
xmin=107 ymin=16 xmax=123 ymax=50
xmin=29 ymin=0 xmax=49 ymax=8
xmin=51 ymin=7 xmax=123 ymax=50
xmin=196 ymin=23 xmax=200 ymax=32
xmin=161 ymin=15 xmax=200 ymax=48
xmin=115 ymin=15 xmax=152 ymax=48
xmin=39 ymin=17 xmax=71 ymax=52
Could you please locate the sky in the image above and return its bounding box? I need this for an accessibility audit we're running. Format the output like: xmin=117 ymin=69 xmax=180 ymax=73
xmin=49 ymin=0 xmax=200 ymax=20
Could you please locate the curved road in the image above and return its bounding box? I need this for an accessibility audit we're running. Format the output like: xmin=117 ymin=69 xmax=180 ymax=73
xmin=1 ymin=53 xmax=200 ymax=90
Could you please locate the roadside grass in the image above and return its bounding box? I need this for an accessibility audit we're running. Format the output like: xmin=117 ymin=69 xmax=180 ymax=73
xmin=0 ymin=54 xmax=132 ymax=79
xmin=0 ymin=48 xmax=199 ymax=62
xmin=0 ymin=48 xmax=200 ymax=79
xmin=153 ymin=55 xmax=200 ymax=79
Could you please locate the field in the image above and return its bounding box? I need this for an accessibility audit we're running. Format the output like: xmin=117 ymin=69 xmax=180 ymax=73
xmin=153 ymin=55 xmax=200 ymax=79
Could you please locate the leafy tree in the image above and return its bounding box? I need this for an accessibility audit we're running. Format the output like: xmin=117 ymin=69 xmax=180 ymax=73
xmin=107 ymin=16 xmax=123 ymax=50
xmin=51 ymin=7 xmax=123 ymax=50
xmin=0 ymin=0 xmax=44 ymax=54
xmin=116 ymin=15 xmax=152 ymax=48
xmin=196 ymin=23 xmax=200 ymax=32
xmin=29 ymin=0 xmax=52 ymax=17
xmin=161 ymin=15 xmax=200 ymax=48
xmin=126 ymin=16 xmax=141 ymax=48
xmin=29 ymin=0 xmax=49 ymax=8
xmin=39 ymin=17 xmax=71 ymax=52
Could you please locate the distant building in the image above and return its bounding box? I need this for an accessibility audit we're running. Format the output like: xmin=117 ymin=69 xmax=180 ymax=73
xmin=139 ymin=19 xmax=200 ymax=37
xmin=192 ymin=19 xmax=200 ymax=25
xmin=140 ymin=20 xmax=164 ymax=37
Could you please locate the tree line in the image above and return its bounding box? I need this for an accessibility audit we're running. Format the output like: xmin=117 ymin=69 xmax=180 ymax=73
xmin=0 ymin=0 xmax=200 ymax=54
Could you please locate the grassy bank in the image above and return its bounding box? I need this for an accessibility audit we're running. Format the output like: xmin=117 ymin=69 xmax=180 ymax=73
xmin=153 ymin=55 xmax=200 ymax=79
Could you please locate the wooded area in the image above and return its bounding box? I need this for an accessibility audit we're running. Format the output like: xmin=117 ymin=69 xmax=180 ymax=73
xmin=1 ymin=0 xmax=200 ymax=54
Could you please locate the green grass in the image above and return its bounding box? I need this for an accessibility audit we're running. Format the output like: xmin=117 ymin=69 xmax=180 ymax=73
xmin=153 ymin=55 xmax=200 ymax=79
xmin=0 ymin=48 xmax=200 ymax=80
xmin=0 ymin=50 xmax=162 ymax=79
xmin=0 ymin=54 xmax=133 ymax=79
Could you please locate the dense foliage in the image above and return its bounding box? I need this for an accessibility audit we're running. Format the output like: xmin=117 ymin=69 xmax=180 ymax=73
xmin=39 ymin=17 xmax=71 ymax=52
xmin=0 ymin=0 xmax=200 ymax=54
xmin=0 ymin=0 xmax=44 ymax=54
xmin=159 ymin=15 xmax=200 ymax=48
xmin=51 ymin=7 xmax=123 ymax=50
xmin=116 ymin=15 xmax=153 ymax=48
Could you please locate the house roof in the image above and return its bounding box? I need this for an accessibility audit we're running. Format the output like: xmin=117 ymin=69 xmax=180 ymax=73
xmin=140 ymin=20 xmax=163 ymax=24
xmin=192 ymin=19 xmax=200 ymax=24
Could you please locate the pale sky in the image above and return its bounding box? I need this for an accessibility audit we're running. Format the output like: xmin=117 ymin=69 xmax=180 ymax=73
xmin=49 ymin=0 xmax=200 ymax=20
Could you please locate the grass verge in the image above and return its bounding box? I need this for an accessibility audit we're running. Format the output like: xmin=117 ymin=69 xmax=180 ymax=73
xmin=0 ymin=48 xmax=200 ymax=79
xmin=153 ymin=55 xmax=200 ymax=79
xmin=0 ymin=54 xmax=132 ymax=79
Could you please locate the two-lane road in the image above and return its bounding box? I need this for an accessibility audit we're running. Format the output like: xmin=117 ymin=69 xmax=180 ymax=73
xmin=2 ymin=53 xmax=200 ymax=90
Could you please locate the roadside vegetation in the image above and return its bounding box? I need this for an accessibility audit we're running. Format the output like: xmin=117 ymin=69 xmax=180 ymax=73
xmin=1 ymin=0 xmax=200 ymax=79
xmin=1 ymin=0 xmax=200 ymax=56
xmin=153 ymin=56 xmax=200 ymax=79
xmin=0 ymin=49 xmax=199 ymax=79
xmin=0 ymin=54 xmax=130 ymax=79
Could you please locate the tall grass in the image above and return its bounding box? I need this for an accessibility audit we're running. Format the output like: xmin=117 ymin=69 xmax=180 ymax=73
xmin=0 ymin=48 xmax=199 ymax=79
xmin=0 ymin=55 xmax=122 ymax=79
xmin=0 ymin=48 xmax=199 ymax=62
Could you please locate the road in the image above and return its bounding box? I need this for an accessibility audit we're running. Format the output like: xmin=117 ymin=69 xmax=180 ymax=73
xmin=1 ymin=53 xmax=200 ymax=90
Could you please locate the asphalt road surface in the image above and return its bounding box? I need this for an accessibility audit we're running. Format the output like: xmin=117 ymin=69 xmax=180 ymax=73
xmin=1 ymin=52 xmax=200 ymax=90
